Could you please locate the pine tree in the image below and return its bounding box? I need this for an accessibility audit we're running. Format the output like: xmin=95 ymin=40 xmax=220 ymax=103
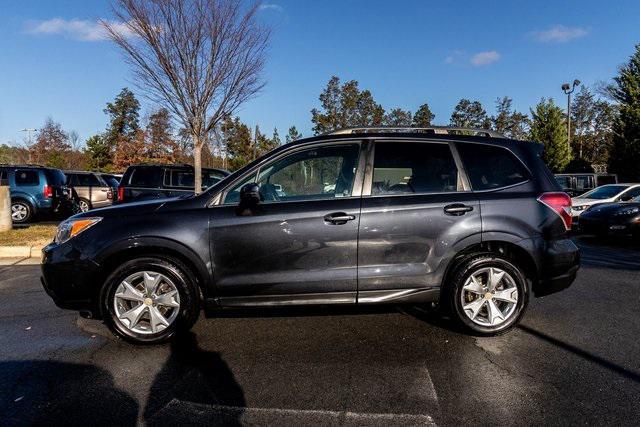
xmin=104 ymin=88 xmax=140 ymax=151
xmin=492 ymin=97 xmax=530 ymax=140
xmin=384 ymin=108 xmax=412 ymax=126
xmin=412 ymin=103 xmax=435 ymax=127
xmin=85 ymin=135 xmax=112 ymax=172
xmin=271 ymin=128 xmax=281 ymax=146
xmin=530 ymin=98 xmax=571 ymax=172
xmin=450 ymin=99 xmax=491 ymax=128
xmin=146 ymin=108 xmax=178 ymax=163
xmin=286 ymin=126 xmax=302 ymax=143
xmin=608 ymin=44 xmax=640 ymax=181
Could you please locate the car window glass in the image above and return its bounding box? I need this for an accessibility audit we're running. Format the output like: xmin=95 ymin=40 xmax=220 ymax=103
xmin=372 ymin=142 xmax=461 ymax=195
xmin=15 ymin=170 xmax=39 ymax=186
xmin=45 ymin=169 xmax=67 ymax=186
xmin=580 ymin=185 xmax=628 ymax=199
xmin=255 ymin=144 xmax=360 ymax=203
xmin=458 ymin=144 xmax=529 ymax=191
xmin=128 ymin=167 xmax=163 ymax=188
xmin=575 ymin=175 xmax=593 ymax=190
xmin=620 ymin=187 xmax=640 ymax=200
xmin=222 ymin=173 xmax=257 ymax=204
xmin=202 ymin=171 xmax=226 ymax=187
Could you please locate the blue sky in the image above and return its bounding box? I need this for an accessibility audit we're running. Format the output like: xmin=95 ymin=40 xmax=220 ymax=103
xmin=1 ymin=0 xmax=639 ymax=145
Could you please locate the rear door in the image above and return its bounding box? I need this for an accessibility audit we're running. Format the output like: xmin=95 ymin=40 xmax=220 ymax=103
xmin=357 ymin=140 xmax=481 ymax=300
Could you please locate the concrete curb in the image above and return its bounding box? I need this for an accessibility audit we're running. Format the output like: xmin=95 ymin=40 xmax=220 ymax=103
xmin=0 ymin=245 xmax=44 ymax=258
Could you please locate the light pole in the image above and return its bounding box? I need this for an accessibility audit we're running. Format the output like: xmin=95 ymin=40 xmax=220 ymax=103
xmin=561 ymin=79 xmax=580 ymax=157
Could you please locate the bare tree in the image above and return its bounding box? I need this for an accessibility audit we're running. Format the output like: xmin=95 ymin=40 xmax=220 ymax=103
xmin=104 ymin=0 xmax=270 ymax=192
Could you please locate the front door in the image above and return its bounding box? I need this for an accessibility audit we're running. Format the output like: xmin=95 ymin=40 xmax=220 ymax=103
xmin=357 ymin=140 xmax=482 ymax=300
xmin=209 ymin=142 xmax=363 ymax=304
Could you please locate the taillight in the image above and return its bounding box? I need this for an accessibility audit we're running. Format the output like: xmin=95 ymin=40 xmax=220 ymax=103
xmin=107 ymin=188 xmax=114 ymax=200
xmin=43 ymin=185 xmax=53 ymax=198
xmin=538 ymin=192 xmax=572 ymax=230
xmin=118 ymin=186 xmax=125 ymax=202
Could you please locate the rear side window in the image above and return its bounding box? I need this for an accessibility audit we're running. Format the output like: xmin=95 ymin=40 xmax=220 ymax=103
xmin=75 ymin=174 xmax=102 ymax=186
xmin=127 ymin=167 xmax=163 ymax=188
xmin=44 ymin=169 xmax=66 ymax=186
xmin=372 ymin=141 xmax=461 ymax=195
xmin=165 ymin=170 xmax=195 ymax=188
xmin=458 ymin=144 xmax=530 ymax=191
xmin=15 ymin=170 xmax=40 ymax=186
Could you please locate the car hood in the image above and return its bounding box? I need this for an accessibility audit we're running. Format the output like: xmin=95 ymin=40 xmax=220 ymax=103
xmin=583 ymin=201 xmax=640 ymax=217
xmin=571 ymin=198 xmax=610 ymax=206
xmin=71 ymin=197 xmax=180 ymax=219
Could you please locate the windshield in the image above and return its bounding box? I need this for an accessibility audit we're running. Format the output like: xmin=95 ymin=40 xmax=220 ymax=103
xmin=578 ymin=185 xmax=629 ymax=200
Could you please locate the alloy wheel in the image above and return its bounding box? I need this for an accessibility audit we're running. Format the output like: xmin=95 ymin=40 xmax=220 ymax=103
xmin=113 ymin=271 xmax=181 ymax=334
xmin=11 ymin=203 xmax=28 ymax=222
xmin=460 ymin=267 xmax=519 ymax=327
xmin=79 ymin=200 xmax=90 ymax=212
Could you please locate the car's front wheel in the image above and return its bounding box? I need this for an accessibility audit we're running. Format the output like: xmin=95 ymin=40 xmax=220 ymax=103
xmin=101 ymin=257 xmax=200 ymax=344
xmin=447 ymin=254 xmax=529 ymax=335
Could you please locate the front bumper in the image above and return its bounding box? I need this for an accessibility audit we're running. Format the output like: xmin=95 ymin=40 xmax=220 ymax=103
xmin=534 ymin=238 xmax=580 ymax=297
xmin=41 ymin=242 xmax=103 ymax=315
xmin=579 ymin=216 xmax=640 ymax=236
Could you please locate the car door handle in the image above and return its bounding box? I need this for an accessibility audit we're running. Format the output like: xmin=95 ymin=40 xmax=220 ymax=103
xmin=443 ymin=204 xmax=474 ymax=216
xmin=324 ymin=212 xmax=356 ymax=224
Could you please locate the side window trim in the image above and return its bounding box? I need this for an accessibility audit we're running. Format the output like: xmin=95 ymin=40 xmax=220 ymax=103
xmin=214 ymin=140 xmax=366 ymax=206
xmin=361 ymin=139 xmax=471 ymax=198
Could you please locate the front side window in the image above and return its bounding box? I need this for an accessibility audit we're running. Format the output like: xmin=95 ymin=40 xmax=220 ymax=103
xmin=372 ymin=141 xmax=461 ymax=195
xmin=15 ymin=170 xmax=39 ymax=186
xmin=458 ymin=144 xmax=529 ymax=191
xmin=222 ymin=144 xmax=360 ymax=204
xmin=619 ymin=186 xmax=640 ymax=201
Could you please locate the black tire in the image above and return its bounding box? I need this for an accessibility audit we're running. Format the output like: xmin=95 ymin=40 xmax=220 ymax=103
xmin=100 ymin=256 xmax=200 ymax=344
xmin=11 ymin=200 xmax=33 ymax=224
xmin=78 ymin=198 xmax=92 ymax=213
xmin=446 ymin=253 xmax=529 ymax=336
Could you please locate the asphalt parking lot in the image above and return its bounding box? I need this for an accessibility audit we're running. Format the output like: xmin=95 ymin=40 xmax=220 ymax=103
xmin=1 ymin=236 xmax=639 ymax=426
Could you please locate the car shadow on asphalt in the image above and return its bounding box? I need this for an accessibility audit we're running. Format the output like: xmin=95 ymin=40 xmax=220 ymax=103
xmin=143 ymin=332 xmax=246 ymax=425
xmin=0 ymin=360 xmax=139 ymax=426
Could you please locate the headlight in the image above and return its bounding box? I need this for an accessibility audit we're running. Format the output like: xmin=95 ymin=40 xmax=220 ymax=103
xmin=573 ymin=205 xmax=589 ymax=211
xmin=55 ymin=217 xmax=102 ymax=244
xmin=613 ymin=207 xmax=640 ymax=217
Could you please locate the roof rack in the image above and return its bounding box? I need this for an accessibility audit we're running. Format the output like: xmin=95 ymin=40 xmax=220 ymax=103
xmin=325 ymin=126 xmax=504 ymax=138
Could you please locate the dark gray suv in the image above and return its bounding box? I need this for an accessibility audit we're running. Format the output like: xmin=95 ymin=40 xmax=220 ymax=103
xmin=42 ymin=127 xmax=579 ymax=344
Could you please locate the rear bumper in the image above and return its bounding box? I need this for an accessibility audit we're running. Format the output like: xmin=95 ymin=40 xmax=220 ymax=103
xmin=534 ymin=238 xmax=580 ymax=297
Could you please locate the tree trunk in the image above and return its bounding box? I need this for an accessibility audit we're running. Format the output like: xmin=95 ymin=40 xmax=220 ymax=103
xmin=193 ymin=136 xmax=203 ymax=195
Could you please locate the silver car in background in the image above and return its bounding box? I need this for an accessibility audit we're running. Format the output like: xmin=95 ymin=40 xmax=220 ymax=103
xmin=65 ymin=171 xmax=114 ymax=212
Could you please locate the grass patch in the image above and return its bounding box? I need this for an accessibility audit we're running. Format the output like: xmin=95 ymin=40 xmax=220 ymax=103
xmin=0 ymin=224 xmax=57 ymax=246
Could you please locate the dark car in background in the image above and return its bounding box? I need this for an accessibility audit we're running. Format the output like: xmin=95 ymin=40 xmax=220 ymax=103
xmin=65 ymin=171 xmax=114 ymax=212
xmin=117 ymin=164 xmax=229 ymax=204
xmin=579 ymin=195 xmax=640 ymax=238
xmin=98 ymin=173 xmax=121 ymax=202
xmin=42 ymin=127 xmax=580 ymax=344
xmin=0 ymin=165 xmax=73 ymax=223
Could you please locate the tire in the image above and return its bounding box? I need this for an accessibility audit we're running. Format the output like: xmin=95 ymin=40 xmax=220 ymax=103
xmin=100 ymin=256 xmax=200 ymax=344
xmin=11 ymin=200 xmax=33 ymax=224
xmin=78 ymin=198 xmax=91 ymax=213
xmin=446 ymin=253 xmax=529 ymax=336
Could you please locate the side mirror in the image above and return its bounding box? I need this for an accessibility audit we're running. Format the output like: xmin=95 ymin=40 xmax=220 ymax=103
xmin=239 ymin=183 xmax=261 ymax=208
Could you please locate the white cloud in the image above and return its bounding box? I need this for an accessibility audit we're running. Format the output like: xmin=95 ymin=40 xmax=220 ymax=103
xmin=528 ymin=25 xmax=588 ymax=43
xmin=258 ymin=3 xmax=283 ymax=12
xmin=24 ymin=18 xmax=136 ymax=42
xmin=470 ymin=50 xmax=500 ymax=66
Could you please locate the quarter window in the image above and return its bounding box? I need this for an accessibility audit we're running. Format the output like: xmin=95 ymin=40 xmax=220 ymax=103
xmin=15 ymin=170 xmax=39 ymax=186
xmin=371 ymin=142 xmax=461 ymax=195
xmin=458 ymin=144 xmax=529 ymax=191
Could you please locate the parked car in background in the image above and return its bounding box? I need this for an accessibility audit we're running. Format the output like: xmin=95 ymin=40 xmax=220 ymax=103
xmin=117 ymin=164 xmax=229 ymax=204
xmin=42 ymin=127 xmax=579 ymax=344
xmin=554 ymin=173 xmax=618 ymax=197
xmin=579 ymin=195 xmax=640 ymax=238
xmin=571 ymin=184 xmax=640 ymax=223
xmin=64 ymin=171 xmax=114 ymax=212
xmin=98 ymin=173 xmax=121 ymax=202
xmin=0 ymin=165 xmax=73 ymax=223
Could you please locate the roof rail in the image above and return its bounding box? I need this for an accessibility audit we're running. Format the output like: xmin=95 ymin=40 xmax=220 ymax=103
xmin=324 ymin=126 xmax=504 ymax=138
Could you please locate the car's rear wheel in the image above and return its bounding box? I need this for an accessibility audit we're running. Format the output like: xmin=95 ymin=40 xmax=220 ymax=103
xmin=101 ymin=257 xmax=200 ymax=344
xmin=11 ymin=200 xmax=33 ymax=224
xmin=78 ymin=198 xmax=91 ymax=213
xmin=447 ymin=253 xmax=529 ymax=335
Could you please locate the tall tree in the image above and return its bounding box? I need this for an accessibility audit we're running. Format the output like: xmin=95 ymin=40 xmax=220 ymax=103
xmin=146 ymin=108 xmax=178 ymax=162
xmin=412 ymin=103 xmax=435 ymax=127
xmin=384 ymin=108 xmax=413 ymax=126
xmin=311 ymin=76 xmax=385 ymax=134
xmin=285 ymin=126 xmax=302 ymax=143
xmin=608 ymin=44 xmax=640 ymax=181
xmin=271 ymin=128 xmax=281 ymax=146
xmin=29 ymin=118 xmax=71 ymax=168
xmin=450 ymin=99 xmax=491 ymax=128
xmin=112 ymin=129 xmax=148 ymax=171
xmin=570 ymin=86 xmax=616 ymax=165
xmin=492 ymin=97 xmax=530 ymax=140
xmin=85 ymin=135 xmax=112 ymax=172
xmin=223 ymin=117 xmax=255 ymax=171
xmin=104 ymin=0 xmax=270 ymax=193
xmin=530 ymin=98 xmax=571 ymax=172
xmin=104 ymin=88 xmax=140 ymax=150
